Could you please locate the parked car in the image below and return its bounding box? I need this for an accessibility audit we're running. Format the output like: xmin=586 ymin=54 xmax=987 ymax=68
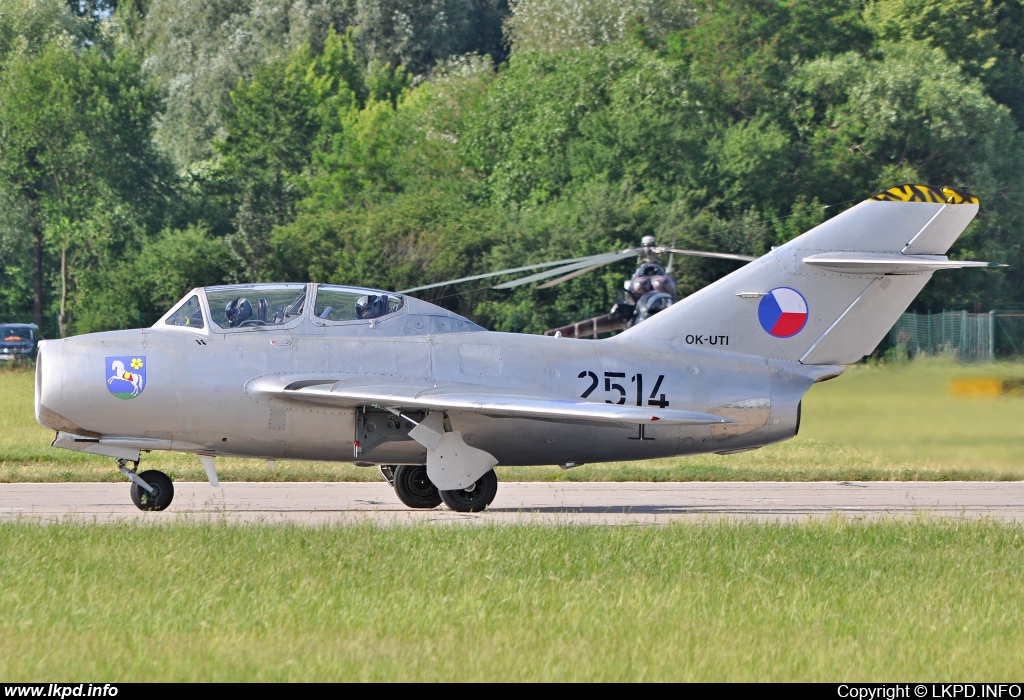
xmin=0 ymin=323 xmax=40 ymax=362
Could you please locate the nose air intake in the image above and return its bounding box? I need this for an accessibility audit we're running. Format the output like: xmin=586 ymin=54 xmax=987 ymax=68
xmin=34 ymin=339 xmax=53 ymax=428
xmin=34 ymin=341 xmax=43 ymax=424
xmin=35 ymin=340 xmax=83 ymax=436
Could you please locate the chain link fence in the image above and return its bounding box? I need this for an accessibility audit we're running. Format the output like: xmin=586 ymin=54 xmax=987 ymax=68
xmin=991 ymin=311 xmax=1024 ymax=358
xmin=887 ymin=310 xmax=1024 ymax=360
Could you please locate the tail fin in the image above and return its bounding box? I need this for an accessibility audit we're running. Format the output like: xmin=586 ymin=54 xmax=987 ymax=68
xmin=618 ymin=185 xmax=1000 ymax=365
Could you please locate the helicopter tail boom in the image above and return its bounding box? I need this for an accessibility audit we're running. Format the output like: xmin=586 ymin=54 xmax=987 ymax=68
xmin=614 ymin=185 xmax=998 ymax=365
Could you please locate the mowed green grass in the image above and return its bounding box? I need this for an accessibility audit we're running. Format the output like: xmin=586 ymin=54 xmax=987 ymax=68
xmin=4 ymin=358 xmax=1024 ymax=482
xmin=5 ymin=363 xmax=1023 ymax=682
xmin=1 ymin=520 xmax=1022 ymax=682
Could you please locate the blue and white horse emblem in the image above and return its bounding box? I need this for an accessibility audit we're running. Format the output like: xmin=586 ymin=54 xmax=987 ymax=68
xmin=106 ymin=356 xmax=146 ymax=399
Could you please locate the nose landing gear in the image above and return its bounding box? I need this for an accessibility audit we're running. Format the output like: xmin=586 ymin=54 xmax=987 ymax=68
xmin=117 ymin=458 xmax=174 ymax=511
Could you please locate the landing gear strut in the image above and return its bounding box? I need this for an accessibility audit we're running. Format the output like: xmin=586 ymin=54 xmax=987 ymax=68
xmin=117 ymin=458 xmax=174 ymax=511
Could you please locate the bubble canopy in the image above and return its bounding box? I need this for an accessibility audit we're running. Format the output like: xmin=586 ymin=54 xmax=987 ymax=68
xmin=160 ymin=283 xmax=407 ymax=331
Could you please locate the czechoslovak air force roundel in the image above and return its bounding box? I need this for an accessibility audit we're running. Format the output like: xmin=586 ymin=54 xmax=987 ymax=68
xmin=757 ymin=288 xmax=808 ymax=338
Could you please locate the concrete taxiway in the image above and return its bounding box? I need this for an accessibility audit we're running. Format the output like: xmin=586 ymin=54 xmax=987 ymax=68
xmin=1 ymin=481 xmax=1022 ymax=525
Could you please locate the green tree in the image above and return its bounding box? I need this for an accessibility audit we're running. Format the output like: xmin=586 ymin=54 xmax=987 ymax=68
xmin=0 ymin=0 xmax=88 ymax=60
xmin=462 ymin=43 xmax=709 ymax=207
xmin=354 ymin=0 xmax=509 ymax=74
xmin=141 ymin=0 xmax=357 ymax=168
xmin=211 ymin=27 xmax=394 ymax=281
xmin=141 ymin=0 xmax=506 ymax=171
xmin=64 ymin=0 xmax=119 ymax=44
xmin=215 ymin=60 xmax=320 ymax=281
xmin=788 ymin=42 xmax=1024 ymax=308
xmin=504 ymin=0 xmax=696 ymax=54
xmin=666 ymin=0 xmax=873 ymax=118
xmin=271 ymin=59 xmax=502 ymax=314
xmin=0 ymin=189 xmax=34 ymax=320
xmin=0 ymin=40 xmax=169 ymax=334
xmin=865 ymin=0 xmax=1024 ymax=128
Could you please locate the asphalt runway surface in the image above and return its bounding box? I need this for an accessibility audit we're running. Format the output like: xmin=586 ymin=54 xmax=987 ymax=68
xmin=1 ymin=481 xmax=1022 ymax=525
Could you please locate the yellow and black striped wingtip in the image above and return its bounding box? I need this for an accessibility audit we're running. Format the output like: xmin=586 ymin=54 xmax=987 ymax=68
xmin=869 ymin=184 xmax=979 ymax=205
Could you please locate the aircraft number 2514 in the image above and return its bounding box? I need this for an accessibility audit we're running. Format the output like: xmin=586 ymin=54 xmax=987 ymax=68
xmin=578 ymin=371 xmax=670 ymax=408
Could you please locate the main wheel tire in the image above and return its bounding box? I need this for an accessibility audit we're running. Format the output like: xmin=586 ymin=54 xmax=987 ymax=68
xmin=439 ymin=469 xmax=498 ymax=513
xmin=393 ymin=464 xmax=442 ymax=509
xmin=130 ymin=470 xmax=174 ymax=511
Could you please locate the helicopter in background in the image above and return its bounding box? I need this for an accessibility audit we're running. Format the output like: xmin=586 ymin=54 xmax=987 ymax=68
xmin=400 ymin=235 xmax=756 ymax=338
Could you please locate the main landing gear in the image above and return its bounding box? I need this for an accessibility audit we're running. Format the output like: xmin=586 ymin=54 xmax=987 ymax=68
xmin=388 ymin=464 xmax=443 ymax=509
xmin=117 ymin=458 xmax=174 ymax=511
xmin=439 ymin=469 xmax=497 ymax=513
xmin=381 ymin=464 xmax=498 ymax=513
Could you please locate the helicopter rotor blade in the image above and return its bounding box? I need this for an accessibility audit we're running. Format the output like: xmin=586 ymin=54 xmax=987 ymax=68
xmin=492 ymin=251 xmax=637 ymax=290
xmin=400 ymin=245 xmax=754 ymax=295
xmin=659 ymin=248 xmax=757 ymax=262
xmin=536 ymin=262 xmax=613 ymax=289
xmin=398 ymin=254 xmax=616 ymax=294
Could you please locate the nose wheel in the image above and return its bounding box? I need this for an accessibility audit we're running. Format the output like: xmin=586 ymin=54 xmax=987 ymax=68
xmin=130 ymin=470 xmax=174 ymax=511
xmin=117 ymin=459 xmax=174 ymax=511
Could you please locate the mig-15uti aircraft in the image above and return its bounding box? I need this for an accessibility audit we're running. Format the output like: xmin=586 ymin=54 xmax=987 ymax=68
xmin=35 ymin=185 xmax=999 ymax=512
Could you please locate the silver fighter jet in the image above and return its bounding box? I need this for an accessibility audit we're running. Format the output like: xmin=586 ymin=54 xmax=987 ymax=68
xmin=35 ymin=185 xmax=999 ymax=512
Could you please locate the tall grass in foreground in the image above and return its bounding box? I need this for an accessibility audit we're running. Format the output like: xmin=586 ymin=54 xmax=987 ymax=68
xmin=1 ymin=520 xmax=1021 ymax=681
xmin=3 ymin=358 xmax=1024 ymax=481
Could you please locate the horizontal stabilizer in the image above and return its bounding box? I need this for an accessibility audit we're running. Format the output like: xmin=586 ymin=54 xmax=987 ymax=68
xmin=802 ymin=252 xmax=1003 ymax=274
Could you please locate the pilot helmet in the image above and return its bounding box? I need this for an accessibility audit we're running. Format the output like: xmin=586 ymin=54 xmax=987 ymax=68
xmin=355 ymin=295 xmax=378 ymax=319
xmin=224 ymin=297 xmax=252 ymax=326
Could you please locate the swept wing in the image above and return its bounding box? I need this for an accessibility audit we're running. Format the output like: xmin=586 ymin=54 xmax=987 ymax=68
xmin=247 ymin=376 xmax=732 ymax=427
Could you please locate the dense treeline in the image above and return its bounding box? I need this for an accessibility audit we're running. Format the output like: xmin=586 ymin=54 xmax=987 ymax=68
xmin=1 ymin=0 xmax=1022 ymax=337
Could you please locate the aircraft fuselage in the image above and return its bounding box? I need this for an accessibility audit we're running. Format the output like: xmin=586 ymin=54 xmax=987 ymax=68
xmin=35 ymin=285 xmax=832 ymax=469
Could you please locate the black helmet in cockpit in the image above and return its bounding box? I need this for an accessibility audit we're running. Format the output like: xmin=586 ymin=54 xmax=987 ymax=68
xmin=355 ymin=295 xmax=384 ymax=319
xmin=224 ymin=297 xmax=253 ymax=327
